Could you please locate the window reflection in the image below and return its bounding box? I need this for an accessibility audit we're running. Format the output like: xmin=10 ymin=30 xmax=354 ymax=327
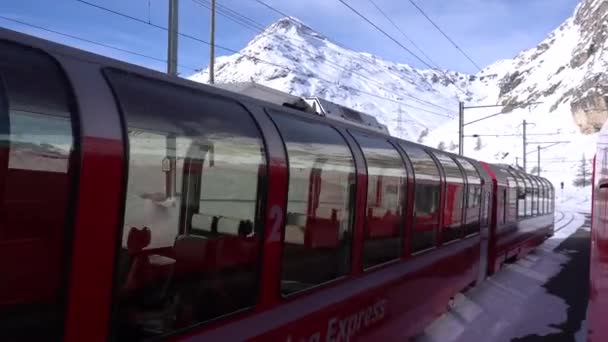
xmin=0 ymin=42 xmax=76 ymax=341
xmin=108 ymin=70 xmax=265 ymax=339
xmin=270 ymin=114 xmax=355 ymax=295
xmin=433 ymin=153 xmax=465 ymax=242
xmin=353 ymin=134 xmax=406 ymax=268
xmin=400 ymin=145 xmax=440 ymax=252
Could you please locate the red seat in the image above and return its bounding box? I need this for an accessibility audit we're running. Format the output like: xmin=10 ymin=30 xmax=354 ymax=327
xmin=304 ymin=210 xmax=340 ymax=248
xmin=122 ymin=227 xmax=155 ymax=294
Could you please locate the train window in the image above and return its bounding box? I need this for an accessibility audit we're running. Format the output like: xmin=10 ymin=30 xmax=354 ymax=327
xmin=542 ymin=179 xmax=547 ymax=214
xmin=106 ymin=70 xmax=266 ymax=339
xmin=270 ymin=113 xmax=355 ymax=295
xmin=549 ymin=181 xmax=555 ymax=213
xmin=502 ymin=189 xmax=508 ymax=224
xmin=537 ymin=177 xmax=545 ymax=215
xmin=548 ymin=183 xmax=552 ymax=213
xmin=510 ymin=171 xmax=526 ymax=219
xmin=352 ymin=133 xmax=406 ymax=269
xmin=504 ymin=171 xmax=517 ymax=224
xmin=400 ymin=145 xmax=440 ymax=252
xmin=545 ymin=179 xmax=552 ymax=213
xmin=545 ymin=179 xmax=552 ymax=214
xmin=521 ymin=175 xmax=533 ymax=217
xmin=0 ymin=42 xmax=78 ymax=340
xmin=539 ymin=180 xmax=544 ymax=215
xmin=531 ymin=177 xmax=540 ymax=216
xmin=454 ymin=158 xmax=482 ymax=235
xmin=432 ymin=152 xmax=465 ymax=242
xmin=546 ymin=181 xmax=551 ymax=213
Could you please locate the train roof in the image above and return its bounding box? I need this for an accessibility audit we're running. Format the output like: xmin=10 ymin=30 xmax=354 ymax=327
xmin=0 ymin=26 xmax=550 ymax=188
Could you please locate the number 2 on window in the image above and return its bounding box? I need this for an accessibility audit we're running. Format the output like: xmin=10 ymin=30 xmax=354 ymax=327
xmin=268 ymin=204 xmax=283 ymax=242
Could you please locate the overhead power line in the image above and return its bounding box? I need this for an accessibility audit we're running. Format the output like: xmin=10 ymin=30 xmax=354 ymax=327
xmin=465 ymin=133 xmax=566 ymax=137
xmin=74 ymin=0 xmax=454 ymax=118
xmin=407 ymin=0 xmax=482 ymax=71
xmin=0 ymin=15 xmax=200 ymax=72
xmin=366 ymin=0 xmax=437 ymax=69
xmin=192 ymin=0 xmax=457 ymax=115
xmin=337 ymin=0 xmax=435 ymax=70
xmin=364 ymin=0 xmax=469 ymax=97
xmin=252 ymin=0 xmax=291 ymax=18
xmin=194 ymin=0 xmax=264 ymax=32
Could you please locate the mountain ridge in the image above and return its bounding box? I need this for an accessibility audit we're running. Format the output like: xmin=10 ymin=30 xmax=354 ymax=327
xmin=189 ymin=0 xmax=606 ymax=140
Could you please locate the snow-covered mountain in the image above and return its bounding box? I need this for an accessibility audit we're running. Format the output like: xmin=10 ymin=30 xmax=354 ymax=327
xmin=425 ymin=0 xmax=605 ymax=189
xmin=190 ymin=16 xmax=472 ymax=138
xmin=189 ymin=0 xmax=606 ymax=190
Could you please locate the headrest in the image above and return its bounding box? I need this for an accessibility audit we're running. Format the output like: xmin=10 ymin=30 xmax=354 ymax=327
xmin=126 ymin=226 xmax=151 ymax=253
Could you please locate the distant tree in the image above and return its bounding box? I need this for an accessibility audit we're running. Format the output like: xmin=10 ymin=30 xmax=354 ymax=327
xmin=437 ymin=141 xmax=446 ymax=151
xmin=573 ymin=154 xmax=591 ymax=187
xmin=449 ymin=141 xmax=458 ymax=151
xmin=417 ymin=128 xmax=429 ymax=143
xmin=474 ymin=137 xmax=482 ymax=151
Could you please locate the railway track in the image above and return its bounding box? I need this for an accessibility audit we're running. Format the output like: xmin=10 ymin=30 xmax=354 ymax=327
xmin=554 ymin=210 xmax=576 ymax=233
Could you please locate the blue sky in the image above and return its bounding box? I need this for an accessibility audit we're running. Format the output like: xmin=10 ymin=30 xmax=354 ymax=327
xmin=1 ymin=0 xmax=580 ymax=75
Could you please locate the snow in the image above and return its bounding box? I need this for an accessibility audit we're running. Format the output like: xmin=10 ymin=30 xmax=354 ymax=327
xmin=189 ymin=17 xmax=470 ymax=139
xmin=187 ymin=0 xmax=604 ymax=212
xmin=418 ymin=206 xmax=588 ymax=342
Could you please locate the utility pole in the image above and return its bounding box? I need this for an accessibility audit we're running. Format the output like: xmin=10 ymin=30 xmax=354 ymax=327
xmin=583 ymin=156 xmax=587 ymax=187
xmin=394 ymin=107 xmax=406 ymax=139
xmin=537 ymin=145 xmax=540 ymax=176
xmin=522 ymin=120 xmax=527 ymax=172
xmin=458 ymin=101 xmax=464 ymax=156
xmin=166 ymin=0 xmax=178 ymax=198
xmin=209 ymin=0 xmax=216 ymax=84
xmin=167 ymin=0 xmax=179 ymax=76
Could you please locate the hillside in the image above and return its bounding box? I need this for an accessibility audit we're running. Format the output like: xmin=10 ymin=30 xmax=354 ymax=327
xmin=189 ymin=0 xmax=607 ymax=189
xmin=189 ymin=16 xmax=470 ymax=139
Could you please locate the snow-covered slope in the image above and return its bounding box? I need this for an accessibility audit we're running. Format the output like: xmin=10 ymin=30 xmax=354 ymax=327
xmin=426 ymin=0 xmax=606 ymax=188
xmin=189 ymin=17 xmax=472 ymax=139
xmin=189 ymin=0 xmax=606 ymax=190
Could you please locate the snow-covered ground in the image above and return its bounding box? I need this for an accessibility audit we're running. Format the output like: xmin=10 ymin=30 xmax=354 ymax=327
xmin=417 ymin=205 xmax=590 ymax=342
xmin=556 ymin=185 xmax=593 ymax=214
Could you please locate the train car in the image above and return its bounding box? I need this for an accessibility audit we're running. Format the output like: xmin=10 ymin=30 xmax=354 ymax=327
xmin=479 ymin=163 xmax=555 ymax=275
xmin=0 ymin=27 xmax=553 ymax=342
xmin=588 ymin=120 xmax=608 ymax=342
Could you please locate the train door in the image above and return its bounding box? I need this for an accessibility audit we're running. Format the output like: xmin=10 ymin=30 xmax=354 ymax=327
xmin=477 ymin=188 xmax=492 ymax=284
xmin=0 ymin=41 xmax=81 ymax=340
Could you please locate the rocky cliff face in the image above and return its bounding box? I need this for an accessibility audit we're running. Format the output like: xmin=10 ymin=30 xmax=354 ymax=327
xmin=469 ymin=0 xmax=608 ymax=134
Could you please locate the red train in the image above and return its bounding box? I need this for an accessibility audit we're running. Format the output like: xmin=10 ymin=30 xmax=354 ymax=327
xmin=0 ymin=28 xmax=554 ymax=341
xmin=589 ymin=120 xmax=608 ymax=342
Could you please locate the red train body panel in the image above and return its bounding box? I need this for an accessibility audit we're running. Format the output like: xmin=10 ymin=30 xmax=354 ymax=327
xmin=589 ymin=122 xmax=608 ymax=342
xmin=0 ymin=28 xmax=554 ymax=341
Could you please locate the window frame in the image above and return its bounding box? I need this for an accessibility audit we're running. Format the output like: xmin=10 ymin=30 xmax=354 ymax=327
xmin=429 ymin=151 xmax=467 ymax=243
xmin=104 ymin=68 xmax=270 ymax=337
xmin=349 ymin=131 xmax=408 ymax=270
xmin=453 ymin=157 xmax=483 ymax=236
xmin=398 ymin=143 xmax=442 ymax=254
xmin=522 ymin=174 xmax=536 ymax=217
xmin=0 ymin=41 xmax=82 ymax=341
xmin=507 ymin=169 xmax=526 ymax=220
xmin=267 ymin=111 xmax=358 ymax=297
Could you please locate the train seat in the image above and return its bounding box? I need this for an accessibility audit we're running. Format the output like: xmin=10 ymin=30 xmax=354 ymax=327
xmin=217 ymin=217 xmax=241 ymax=236
xmin=191 ymin=214 xmax=216 ymax=233
xmin=304 ymin=210 xmax=340 ymax=248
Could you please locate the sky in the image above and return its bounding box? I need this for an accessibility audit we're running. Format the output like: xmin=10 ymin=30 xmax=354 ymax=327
xmin=0 ymin=0 xmax=581 ymax=76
